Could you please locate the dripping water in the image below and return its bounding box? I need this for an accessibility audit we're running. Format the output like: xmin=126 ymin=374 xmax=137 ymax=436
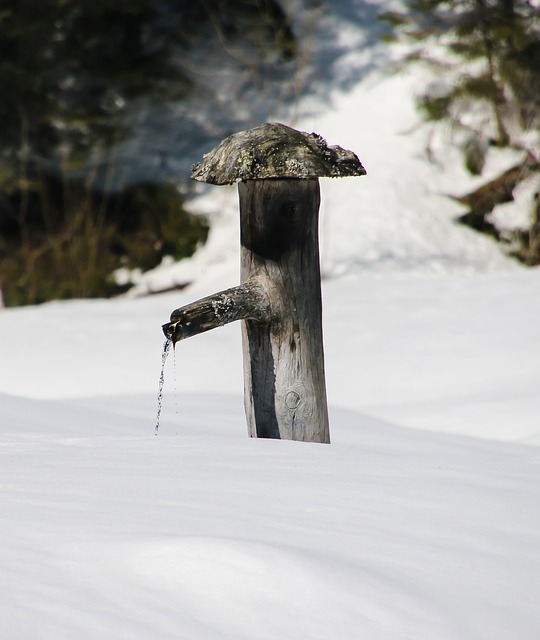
xmin=155 ymin=338 xmax=173 ymax=435
xmin=173 ymin=342 xmax=179 ymax=417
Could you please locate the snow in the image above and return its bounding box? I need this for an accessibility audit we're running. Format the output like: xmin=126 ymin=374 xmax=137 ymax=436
xmin=1 ymin=269 xmax=540 ymax=639
xmin=2 ymin=1 xmax=540 ymax=638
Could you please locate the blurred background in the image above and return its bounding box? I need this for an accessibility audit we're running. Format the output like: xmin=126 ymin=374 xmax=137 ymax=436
xmin=0 ymin=0 xmax=538 ymax=308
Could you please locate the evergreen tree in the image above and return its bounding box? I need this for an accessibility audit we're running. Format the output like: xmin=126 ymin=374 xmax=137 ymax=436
xmin=0 ymin=0 xmax=296 ymax=188
xmin=382 ymin=0 xmax=540 ymax=264
xmin=0 ymin=0 xmax=296 ymax=305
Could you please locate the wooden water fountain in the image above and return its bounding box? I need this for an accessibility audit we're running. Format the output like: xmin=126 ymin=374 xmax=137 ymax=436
xmin=162 ymin=123 xmax=366 ymax=443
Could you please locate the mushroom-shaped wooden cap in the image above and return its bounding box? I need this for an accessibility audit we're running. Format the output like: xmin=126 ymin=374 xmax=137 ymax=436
xmin=191 ymin=122 xmax=366 ymax=185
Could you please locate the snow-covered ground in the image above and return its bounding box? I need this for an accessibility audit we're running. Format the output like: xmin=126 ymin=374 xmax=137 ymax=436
xmin=1 ymin=269 xmax=539 ymax=639
xmin=2 ymin=1 xmax=540 ymax=638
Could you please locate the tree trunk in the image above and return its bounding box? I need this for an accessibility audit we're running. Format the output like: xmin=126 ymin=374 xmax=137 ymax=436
xmin=239 ymin=178 xmax=330 ymax=443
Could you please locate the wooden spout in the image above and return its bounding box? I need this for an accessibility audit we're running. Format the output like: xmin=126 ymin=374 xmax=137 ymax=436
xmin=162 ymin=280 xmax=271 ymax=345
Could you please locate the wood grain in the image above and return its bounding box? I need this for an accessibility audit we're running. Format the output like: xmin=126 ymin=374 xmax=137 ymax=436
xmin=239 ymin=178 xmax=330 ymax=443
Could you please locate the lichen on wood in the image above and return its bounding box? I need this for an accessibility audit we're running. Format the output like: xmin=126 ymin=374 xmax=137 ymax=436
xmin=162 ymin=279 xmax=271 ymax=345
xmin=191 ymin=122 xmax=367 ymax=185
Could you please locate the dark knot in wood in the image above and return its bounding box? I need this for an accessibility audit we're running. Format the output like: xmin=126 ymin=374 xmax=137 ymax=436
xmin=191 ymin=122 xmax=367 ymax=185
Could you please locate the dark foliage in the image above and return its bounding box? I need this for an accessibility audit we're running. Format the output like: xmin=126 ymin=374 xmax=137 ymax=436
xmin=0 ymin=0 xmax=296 ymax=180
xmin=0 ymin=0 xmax=296 ymax=305
xmin=0 ymin=179 xmax=209 ymax=306
xmin=381 ymin=0 xmax=540 ymax=265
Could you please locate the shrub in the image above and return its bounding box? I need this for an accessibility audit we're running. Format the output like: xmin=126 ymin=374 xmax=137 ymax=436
xmin=0 ymin=177 xmax=208 ymax=306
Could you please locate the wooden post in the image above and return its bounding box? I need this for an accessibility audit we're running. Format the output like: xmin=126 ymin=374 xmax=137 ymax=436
xmin=239 ymin=178 xmax=328 ymax=441
xmin=163 ymin=123 xmax=366 ymax=443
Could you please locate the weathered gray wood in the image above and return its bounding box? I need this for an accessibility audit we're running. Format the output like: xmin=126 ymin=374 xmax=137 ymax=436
xmin=239 ymin=179 xmax=330 ymax=443
xmin=164 ymin=122 xmax=366 ymax=443
xmin=191 ymin=122 xmax=366 ymax=184
xmin=163 ymin=279 xmax=270 ymax=345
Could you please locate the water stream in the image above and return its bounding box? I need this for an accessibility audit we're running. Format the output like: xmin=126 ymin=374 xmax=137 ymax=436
xmin=155 ymin=338 xmax=173 ymax=436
